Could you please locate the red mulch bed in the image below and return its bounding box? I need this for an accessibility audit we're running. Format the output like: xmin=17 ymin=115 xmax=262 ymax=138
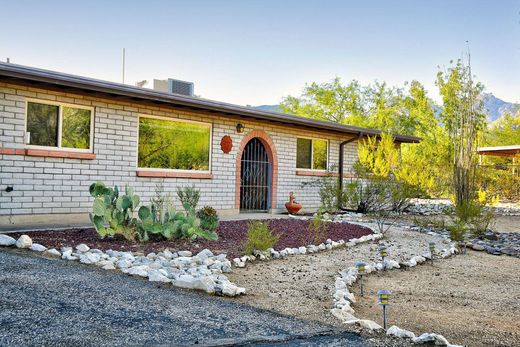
xmin=11 ymin=219 xmax=372 ymax=259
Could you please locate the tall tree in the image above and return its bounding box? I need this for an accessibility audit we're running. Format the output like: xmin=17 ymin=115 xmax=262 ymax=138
xmin=437 ymin=58 xmax=487 ymax=207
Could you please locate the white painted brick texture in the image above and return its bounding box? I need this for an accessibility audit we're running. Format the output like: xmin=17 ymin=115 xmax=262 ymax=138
xmin=0 ymin=83 xmax=360 ymax=218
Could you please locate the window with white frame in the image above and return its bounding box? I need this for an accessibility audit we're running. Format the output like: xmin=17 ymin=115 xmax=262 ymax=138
xmin=296 ymin=137 xmax=328 ymax=170
xmin=138 ymin=115 xmax=212 ymax=171
xmin=26 ymin=100 xmax=93 ymax=151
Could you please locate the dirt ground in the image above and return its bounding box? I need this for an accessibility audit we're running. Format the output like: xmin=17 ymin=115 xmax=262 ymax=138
xmin=227 ymin=222 xmax=520 ymax=347
xmin=227 ymin=227 xmax=443 ymax=328
xmin=353 ymin=251 xmax=520 ymax=347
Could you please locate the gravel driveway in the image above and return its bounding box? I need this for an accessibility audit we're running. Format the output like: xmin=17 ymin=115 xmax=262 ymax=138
xmin=0 ymin=249 xmax=370 ymax=347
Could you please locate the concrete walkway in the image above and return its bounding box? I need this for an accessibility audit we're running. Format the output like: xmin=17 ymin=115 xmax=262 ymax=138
xmin=0 ymin=249 xmax=368 ymax=346
xmin=0 ymin=213 xmax=292 ymax=233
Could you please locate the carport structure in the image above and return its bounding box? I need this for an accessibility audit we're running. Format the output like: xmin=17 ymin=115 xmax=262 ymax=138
xmin=477 ymin=145 xmax=520 ymax=174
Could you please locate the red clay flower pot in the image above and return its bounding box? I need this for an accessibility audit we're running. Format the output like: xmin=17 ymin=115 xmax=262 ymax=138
xmin=285 ymin=192 xmax=302 ymax=214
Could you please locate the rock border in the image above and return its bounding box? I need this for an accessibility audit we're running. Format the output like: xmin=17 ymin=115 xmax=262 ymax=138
xmin=232 ymin=232 xmax=383 ymax=268
xmin=1 ymin=234 xmax=246 ymax=297
xmin=330 ymin=222 xmax=463 ymax=347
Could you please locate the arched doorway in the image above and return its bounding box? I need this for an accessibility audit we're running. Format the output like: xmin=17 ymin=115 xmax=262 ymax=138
xmin=240 ymin=138 xmax=271 ymax=211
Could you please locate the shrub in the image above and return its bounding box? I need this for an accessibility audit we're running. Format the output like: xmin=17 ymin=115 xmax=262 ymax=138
xmin=300 ymin=169 xmax=343 ymax=212
xmin=197 ymin=206 xmax=220 ymax=233
xmin=177 ymin=185 xmax=201 ymax=212
xmin=470 ymin=208 xmax=495 ymax=236
xmin=89 ymin=181 xmax=139 ymax=241
xmin=454 ymin=199 xmax=482 ymax=224
xmin=448 ymin=221 xmax=467 ymax=241
xmin=243 ymin=221 xmax=280 ymax=255
xmin=308 ymin=207 xmax=328 ymax=244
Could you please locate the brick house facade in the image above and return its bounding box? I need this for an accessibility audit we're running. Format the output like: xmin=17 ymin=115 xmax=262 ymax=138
xmin=0 ymin=64 xmax=419 ymax=226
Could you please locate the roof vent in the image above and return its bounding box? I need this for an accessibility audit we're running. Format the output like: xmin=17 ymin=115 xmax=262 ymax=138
xmin=153 ymin=78 xmax=194 ymax=96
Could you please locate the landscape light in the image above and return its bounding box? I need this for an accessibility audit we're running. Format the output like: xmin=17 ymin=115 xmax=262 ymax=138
xmin=377 ymin=290 xmax=390 ymax=330
xmin=379 ymin=246 xmax=388 ymax=270
xmin=429 ymin=242 xmax=436 ymax=264
xmin=463 ymin=234 xmax=469 ymax=255
xmin=356 ymin=262 xmax=366 ymax=296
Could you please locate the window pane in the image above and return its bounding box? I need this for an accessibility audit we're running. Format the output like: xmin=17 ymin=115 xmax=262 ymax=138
xmin=62 ymin=106 xmax=91 ymax=149
xmin=27 ymin=102 xmax=59 ymax=147
xmin=138 ymin=117 xmax=210 ymax=170
xmin=312 ymin=139 xmax=328 ymax=170
xmin=296 ymin=138 xmax=312 ymax=169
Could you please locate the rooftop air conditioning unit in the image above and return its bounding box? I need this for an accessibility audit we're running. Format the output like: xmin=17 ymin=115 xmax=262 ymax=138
xmin=153 ymin=78 xmax=194 ymax=97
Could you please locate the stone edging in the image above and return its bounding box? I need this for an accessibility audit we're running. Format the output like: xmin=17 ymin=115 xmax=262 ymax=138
xmin=330 ymin=229 xmax=463 ymax=347
xmin=0 ymin=234 xmax=245 ymax=297
xmin=232 ymin=233 xmax=384 ymax=268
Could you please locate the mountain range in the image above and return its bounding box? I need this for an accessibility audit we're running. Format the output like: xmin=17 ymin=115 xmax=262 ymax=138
xmin=482 ymin=93 xmax=519 ymax=122
xmin=254 ymin=94 xmax=520 ymax=123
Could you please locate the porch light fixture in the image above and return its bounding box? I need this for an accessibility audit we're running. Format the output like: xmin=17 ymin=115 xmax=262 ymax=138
xmin=377 ymin=290 xmax=390 ymax=330
xmin=356 ymin=262 xmax=366 ymax=296
xmin=236 ymin=123 xmax=245 ymax=133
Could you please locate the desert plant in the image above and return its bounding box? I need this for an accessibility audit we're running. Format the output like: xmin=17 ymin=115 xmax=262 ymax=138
xmin=470 ymin=208 xmax=495 ymax=236
xmin=308 ymin=207 xmax=328 ymax=244
xmin=177 ymin=185 xmax=201 ymax=212
xmin=197 ymin=206 xmax=220 ymax=233
xmin=138 ymin=203 xmax=217 ymax=242
xmin=300 ymin=168 xmax=343 ymax=212
xmin=448 ymin=221 xmax=467 ymax=241
xmin=243 ymin=221 xmax=280 ymax=255
xmin=151 ymin=181 xmax=174 ymax=217
xmin=89 ymin=181 xmax=140 ymax=241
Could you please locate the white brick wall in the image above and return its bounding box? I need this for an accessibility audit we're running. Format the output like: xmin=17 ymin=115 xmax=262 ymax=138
xmin=0 ymin=82 xmax=361 ymax=220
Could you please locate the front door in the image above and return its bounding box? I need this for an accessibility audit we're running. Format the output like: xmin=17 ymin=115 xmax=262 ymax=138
xmin=240 ymin=138 xmax=271 ymax=211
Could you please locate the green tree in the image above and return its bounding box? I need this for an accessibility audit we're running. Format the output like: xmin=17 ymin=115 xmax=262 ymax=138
xmin=437 ymin=58 xmax=487 ymax=208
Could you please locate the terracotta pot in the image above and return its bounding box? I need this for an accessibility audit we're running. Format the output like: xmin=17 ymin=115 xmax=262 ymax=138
xmin=285 ymin=192 xmax=302 ymax=214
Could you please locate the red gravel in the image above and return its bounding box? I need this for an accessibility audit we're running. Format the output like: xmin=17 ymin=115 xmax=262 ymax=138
xmin=11 ymin=219 xmax=372 ymax=259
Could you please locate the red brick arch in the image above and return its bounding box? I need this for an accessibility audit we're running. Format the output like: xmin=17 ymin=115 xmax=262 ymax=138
xmin=235 ymin=130 xmax=278 ymax=210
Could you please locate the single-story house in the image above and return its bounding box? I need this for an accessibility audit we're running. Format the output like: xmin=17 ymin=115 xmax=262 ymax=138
xmin=0 ymin=63 xmax=419 ymax=226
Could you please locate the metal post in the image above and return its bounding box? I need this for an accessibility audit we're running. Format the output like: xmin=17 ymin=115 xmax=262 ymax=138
xmin=360 ymin=275 xmax=364 ymax=297
xmin=383 ymin=305 xmax=387 ymax=330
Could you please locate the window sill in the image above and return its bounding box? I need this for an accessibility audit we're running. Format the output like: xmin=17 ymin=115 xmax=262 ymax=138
xmin=136 ymin=170 xmax=214 ymax=179
xmin=296 ymin=170 xmax=338 ymax=177
xmin=25 ymin=149 xmax=96 ymax=160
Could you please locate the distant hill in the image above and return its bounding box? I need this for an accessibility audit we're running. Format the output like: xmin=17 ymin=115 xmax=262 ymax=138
xmin=482 ymin=93 xmax=520 ymax=122
xmin=253 ymin=104 xmax=281 ymax=113
xmin=254 ymin=95 xmax=519 ymax=123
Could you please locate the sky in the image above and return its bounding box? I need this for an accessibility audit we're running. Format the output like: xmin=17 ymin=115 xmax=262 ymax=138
xmin=1 ymin=0 xmax=519 ymax=106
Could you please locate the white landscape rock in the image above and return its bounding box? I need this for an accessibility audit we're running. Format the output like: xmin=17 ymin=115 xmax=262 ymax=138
xmin=148 ymin=270 xmax=171 ymax=283
xmin=61 ymin=249 xmax=78 ymax=261
xmin=177 ymin=250 xmax=192 ymax=257
xmin=79 ymin=252 xmax=101 ymax=265
xmin=386 ymin=325 xmax=416 ymax=339
xmin=45 ymin=248 xmax=61 ymax=257
xmin=102 ymin=263 xmax=116 ymax=270
xmin=15 ymin=235 xmax=32 ymax=249
xmin=357 ymin=319 xmax=384 ymax=331
xmin=127 ymin=265 xmax=149 ymax=277
xmin=30 ymin=243 xmax=47 ymax=252
xmin=75 ymin=244 xmax=90 ymax=253
xmin=413 ymin=333 xmax=450 ymax=345
xmin=0 ymin=234 xmax=16 ymax=246
xmin=331 ymin=308 xmax=357 ymax=321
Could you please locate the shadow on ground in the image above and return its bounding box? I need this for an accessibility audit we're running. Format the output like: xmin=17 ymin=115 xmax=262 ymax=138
xmin=0 ymin=250 xmax=367 ymax=346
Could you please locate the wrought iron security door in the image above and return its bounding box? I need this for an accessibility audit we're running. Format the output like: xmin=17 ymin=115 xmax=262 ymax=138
xmin=240 ymin=138 xmax=271 ymax=211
